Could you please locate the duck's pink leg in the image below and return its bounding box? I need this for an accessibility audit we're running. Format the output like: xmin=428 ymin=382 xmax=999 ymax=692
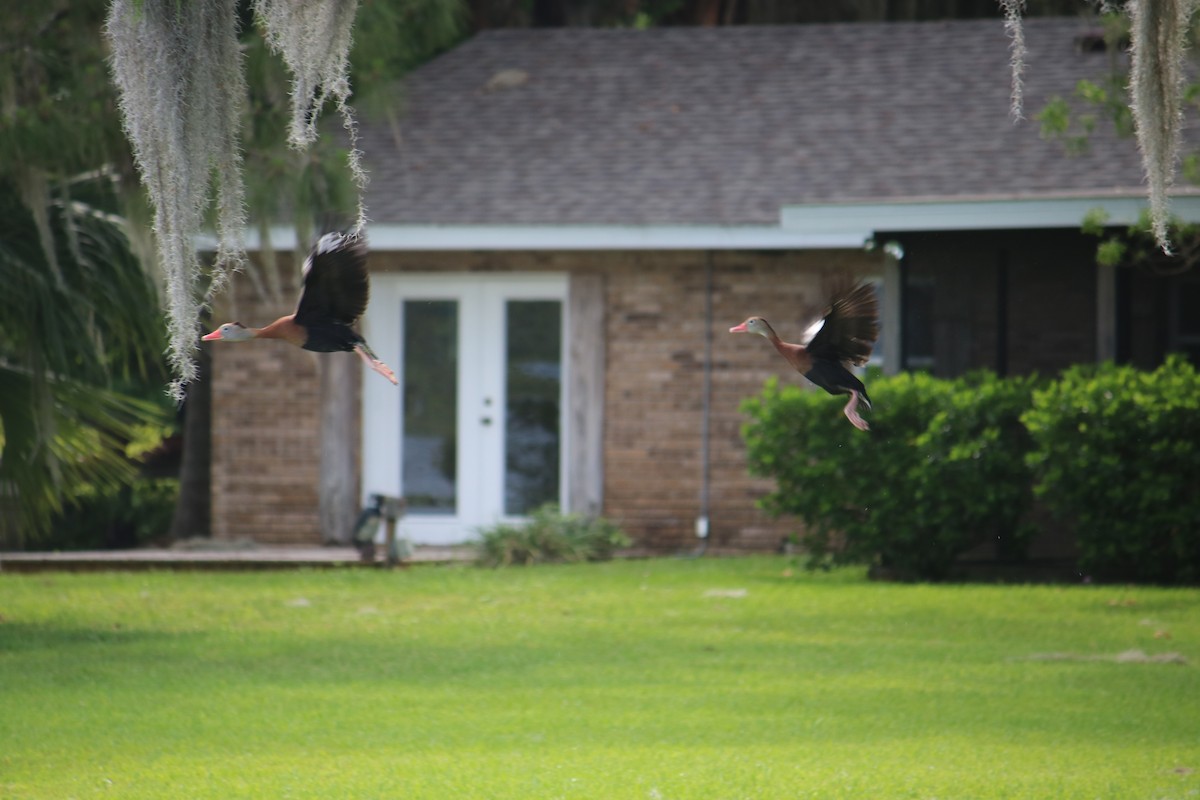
xmin=843 ymin=390 xmax=869 ymax=431
xmin=355 ymin=344 xmax=398 ymax=385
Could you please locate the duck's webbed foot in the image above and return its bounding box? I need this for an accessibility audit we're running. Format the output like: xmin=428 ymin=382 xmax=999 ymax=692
xmin=843 ymin=390 xmax=869 ymax=431
xmin=355 ymin=344 xmax=398 ymax=385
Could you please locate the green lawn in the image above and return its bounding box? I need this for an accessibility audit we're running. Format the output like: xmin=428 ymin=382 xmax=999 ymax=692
xmin=0 ymin=557 xmax=1197 ymax=799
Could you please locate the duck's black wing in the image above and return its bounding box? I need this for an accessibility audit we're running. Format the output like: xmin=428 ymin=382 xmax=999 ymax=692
xmin=294 ymin=233 xmax=370 ymax=327
xmin=804 ymin=281 xmax=879 ymax=366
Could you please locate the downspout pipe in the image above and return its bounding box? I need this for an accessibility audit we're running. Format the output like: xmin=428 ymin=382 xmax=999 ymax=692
xmin=695 ymin=250 xmax=714 ymax=556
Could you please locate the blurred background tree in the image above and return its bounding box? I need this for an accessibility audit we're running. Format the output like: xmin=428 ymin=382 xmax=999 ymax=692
xmin=0 ymin=2 xmax=170 ymax=546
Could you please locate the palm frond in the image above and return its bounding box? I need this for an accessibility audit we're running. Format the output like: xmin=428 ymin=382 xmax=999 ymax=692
xmin=0 ymin=365 xmax=169 ymax=546
xmin=0 ymin=168 xmax=170 ymax=546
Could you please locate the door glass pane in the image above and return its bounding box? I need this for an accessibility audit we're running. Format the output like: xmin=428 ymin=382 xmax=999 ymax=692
xmin=505 ymin=300 xmax=561 ymax=515
xmin=403 ymin=300 xmax=457 ymax=514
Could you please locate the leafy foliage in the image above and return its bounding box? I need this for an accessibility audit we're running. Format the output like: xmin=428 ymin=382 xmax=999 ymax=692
xmin=744 ymin=360 xmax=1200 ymax=585
xmin=1034 ymin=6 xmax=1200 ymax=257
xmin=0 ymin=176 xmax=164 ymax=382
xmin=0 ymin=369 xmax=170 ymax=547
xmin=41 ymin=478 xmax=179 ymax=551
xmin=741 ymin=371 xmax=1038 ymax=581
xmin=475 ymin=503 xmax=631 ymax=567
xmin=1022 ymin=356 xmax=1200 ymax=584
xmin=1079 ymin=207 xmax=1200 ymax=275
xmin=1038 ymin=75 xmax=1133 ymax=157
xmin=0 ymin=3 xmax=127 ymax=179
xmin=0 ymin=175 xmax=171 ymax=545
xmin=351 ymin=0 xmax=466 ymax=84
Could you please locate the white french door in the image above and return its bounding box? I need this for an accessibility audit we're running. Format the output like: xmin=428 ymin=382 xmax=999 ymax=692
xmin=361 ymin=273 xmax=568 ymax=544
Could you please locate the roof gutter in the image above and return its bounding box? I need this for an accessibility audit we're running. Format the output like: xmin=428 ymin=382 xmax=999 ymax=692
xmin=204 ymin=194 xmax=1200 ymax=253
xmin=780 ymin=194 xmax=1200 ymax=236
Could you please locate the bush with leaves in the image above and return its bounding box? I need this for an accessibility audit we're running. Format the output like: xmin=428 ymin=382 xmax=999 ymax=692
xmin=1022 ymin=356 xmax=1200 ymax=584
xmin=43 ymin=478 xmax=179 ymax=551
xmin=475 ymin=504 xmax=631 ymax=567
xmin=741 ymin=371 xmax=1038 ymax=580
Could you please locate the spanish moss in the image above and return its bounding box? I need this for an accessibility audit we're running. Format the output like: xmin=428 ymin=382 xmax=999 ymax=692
xmin=106 ymin=0 xmax=247 ymax=400
xmin=1127 ymin=0 xmax=1196 ymax=253
xmin=1000 ymin=0 xmax=1027 ymax=120
xmin=253 ymin=0 xmax=368 ymax=232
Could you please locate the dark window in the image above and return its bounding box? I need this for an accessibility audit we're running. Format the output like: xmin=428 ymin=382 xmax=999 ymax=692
xmin=904 ymin=274 xmax=936 ymax=370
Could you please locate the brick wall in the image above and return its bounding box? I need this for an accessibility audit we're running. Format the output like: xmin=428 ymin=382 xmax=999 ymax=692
xmin=210 ymin=247 xmax=882 ymax=551
xmin=209 ymin=253 xmax=327 ymax=544
xmin=601 ymin=249 xmax=883 ymax=552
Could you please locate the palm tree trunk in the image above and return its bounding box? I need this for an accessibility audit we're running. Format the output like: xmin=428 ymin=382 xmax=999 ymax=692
xmin=168 ymin=345 xmax=212 ymax=540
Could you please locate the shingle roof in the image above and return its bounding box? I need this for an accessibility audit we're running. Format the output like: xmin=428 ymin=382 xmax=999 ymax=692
xmin=360 ymin=18 xmax=1154 ymax=227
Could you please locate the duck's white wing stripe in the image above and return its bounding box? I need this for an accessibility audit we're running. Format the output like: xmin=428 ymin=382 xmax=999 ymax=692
xmin=800 ymin=318 xmax=824 ymax=347
xmin=303 ymin=232 xmax=347 ymax=278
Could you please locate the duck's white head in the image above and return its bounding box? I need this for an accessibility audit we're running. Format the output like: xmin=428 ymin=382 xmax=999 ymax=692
xmin=201 ymin=321 xmax=255 ymax=343
xmin=729 ymin=317 xmax=774 ymax=338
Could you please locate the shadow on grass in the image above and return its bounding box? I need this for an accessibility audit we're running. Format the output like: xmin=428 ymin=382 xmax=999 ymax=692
xmin=0 ymin=620 xmax=183 ymax=654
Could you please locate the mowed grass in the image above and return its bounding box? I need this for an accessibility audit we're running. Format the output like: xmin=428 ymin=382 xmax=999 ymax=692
xmin=0 ymin=557 xmax=1197 ymax=799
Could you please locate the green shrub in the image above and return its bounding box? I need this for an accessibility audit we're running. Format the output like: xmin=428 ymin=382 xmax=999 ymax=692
xmin=1022 ymin=355 xmax=1200 ymax=583
xmin=44 ymin=477 xmax=179 ymax=550
xmin=741 ymin=371 xmax=1038 ymax=580
xmin=475 ymin=503 xmax=631 ymax=567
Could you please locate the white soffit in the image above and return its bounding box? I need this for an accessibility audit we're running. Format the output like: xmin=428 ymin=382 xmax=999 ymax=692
xmin=219 ymin=224 xmax=870 ymax=252
xmin=780 ymin=195 xmax=1200 ymax=234
xmin=369 ymin=224 xmax=870 ymax=250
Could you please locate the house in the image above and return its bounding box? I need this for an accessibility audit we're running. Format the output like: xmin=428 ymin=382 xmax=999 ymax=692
xmin=208 ymin=18 xmax=1200 ymax=553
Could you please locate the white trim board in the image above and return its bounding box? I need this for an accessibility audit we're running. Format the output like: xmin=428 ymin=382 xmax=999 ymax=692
xmin=781 ymin=195 xmax=1200 ymax=235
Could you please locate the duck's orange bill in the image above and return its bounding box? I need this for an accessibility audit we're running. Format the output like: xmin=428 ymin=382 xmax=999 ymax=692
xmin=729 ymin=323 xmax=748 ymax=333
xmin=201 ymin=330 xmax=222 ymax=341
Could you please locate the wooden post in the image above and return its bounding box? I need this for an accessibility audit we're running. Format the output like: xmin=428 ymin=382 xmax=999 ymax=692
xmin=319 ymin=354 xmax=358 ymax=544
xmin=1096 ymin=262 xmax=1117 ymax=362
xmin=882 ymin=248 xmax=902 ymax=376
xmin=567 ymin=273 xmax=605 ymax=516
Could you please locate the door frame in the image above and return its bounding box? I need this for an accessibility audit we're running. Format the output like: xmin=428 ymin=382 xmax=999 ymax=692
xmin=361 ymin=272 xmax=570 ymax=544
